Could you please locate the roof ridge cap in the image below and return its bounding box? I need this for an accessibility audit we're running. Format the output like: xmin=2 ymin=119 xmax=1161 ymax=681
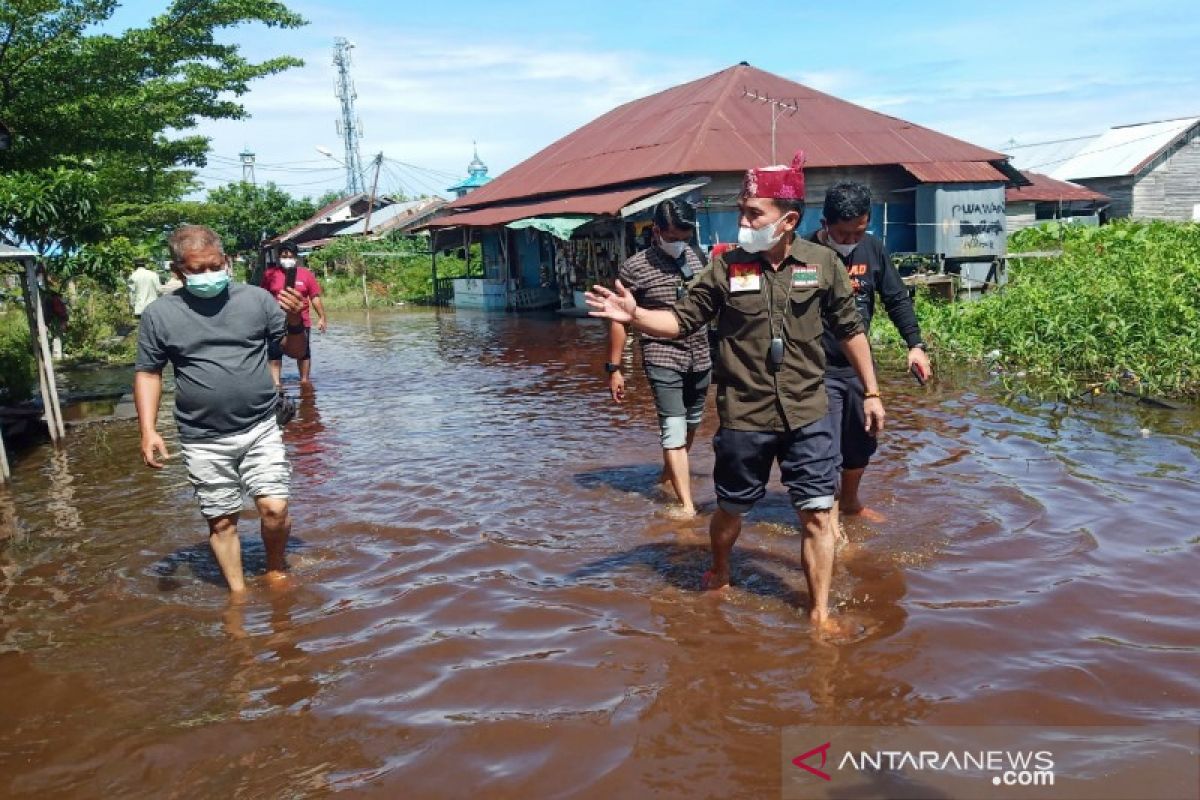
xmin=684 ymin=64 xmax=747 ymax=167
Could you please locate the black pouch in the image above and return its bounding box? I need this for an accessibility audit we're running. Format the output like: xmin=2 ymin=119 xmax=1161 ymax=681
xmin=769 ymin=336 xmax=785 ymax=367
xmin=275 ymin=389 xmax=296 ymax=426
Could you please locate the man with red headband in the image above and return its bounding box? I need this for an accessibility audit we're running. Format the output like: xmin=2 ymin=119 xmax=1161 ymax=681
xmin=586 ymin=153 xmax=884 ymax=633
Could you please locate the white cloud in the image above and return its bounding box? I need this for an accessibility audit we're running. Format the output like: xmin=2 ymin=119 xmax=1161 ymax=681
xmin=190 ymin=21 xmax=709 ymax=198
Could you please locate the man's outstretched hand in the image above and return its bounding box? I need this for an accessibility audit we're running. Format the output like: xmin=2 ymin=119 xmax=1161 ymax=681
xmin=585 ymin=281 xmax=637 ymax=324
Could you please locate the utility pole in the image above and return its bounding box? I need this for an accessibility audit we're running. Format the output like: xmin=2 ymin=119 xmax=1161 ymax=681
xmin=361 ymin=153 xmax=383 ymax=236
xmin=360 ymin=153 xmax=383 ymax=307
xmin=239 ymin=149 xmax=256 ymax=185
xmin=742 ymin=87 xmax=798 ymax=164
xmin=332 ymin=37 xmax=365 ymax=196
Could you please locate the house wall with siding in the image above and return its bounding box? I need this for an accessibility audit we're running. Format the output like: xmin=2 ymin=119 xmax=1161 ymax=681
xmin=698 ymin=165 xmax=919 ymax=252
xmin=1074 ymin=176 xmax=1134 ymax=218
xmin=1006 ymin=202 xmax=1038 ymax=231
xmin=1131 ymin=123 xmax=1200 ymax=220
xmin=700 ymin=166 xmax=915 ymax=208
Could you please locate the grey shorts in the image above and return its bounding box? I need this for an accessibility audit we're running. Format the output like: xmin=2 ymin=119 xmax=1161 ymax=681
xmin=644 ymin=364 xmax=712 ymax=449
xmin=179 ymin=416 xmax=291 ymax=519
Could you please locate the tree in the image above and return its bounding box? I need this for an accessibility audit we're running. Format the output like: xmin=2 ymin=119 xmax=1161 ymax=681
xmin=313 ymin=190 xmax=345 ymax=209
xmin=0 ymin=165 xmax=106 ymax=254
xmin=205 ymin=181 xmax=316 ymax=253
xmin=0 ymin=1 xmax=307 ymax=261
xmin=0 ymin=1 xmax=306 ymax=173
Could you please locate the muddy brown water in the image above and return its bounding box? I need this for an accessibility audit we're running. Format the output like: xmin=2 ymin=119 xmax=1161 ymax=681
xmin=1 ymin=309 xmax=1197 ymax=798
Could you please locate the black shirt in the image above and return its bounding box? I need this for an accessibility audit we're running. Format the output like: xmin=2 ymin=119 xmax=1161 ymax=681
xmin=809 ymin=232 xmax=922 ymax=373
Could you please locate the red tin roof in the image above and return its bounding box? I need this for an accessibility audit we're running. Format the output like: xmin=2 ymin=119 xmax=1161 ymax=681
xmin=450 ymin=63 xmax=1008 ymax=211
xmin=1005 ymin=171 xmax=1110 ymax=203
xmin=901 ymin=161 xmax=1009 ymax=183
xmin=427 ymin=183 xmax=670 ymax=228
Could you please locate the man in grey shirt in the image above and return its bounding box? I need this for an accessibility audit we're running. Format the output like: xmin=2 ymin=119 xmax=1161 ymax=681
xmin=134 ymin=224 xmax=306 ymax=594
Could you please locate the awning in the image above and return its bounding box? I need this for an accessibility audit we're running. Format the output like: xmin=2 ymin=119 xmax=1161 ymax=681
xmin=901 ymin=161 xmax=1008 ymax=183
xmin=425 ymin=184 xmax=669 ymax=229
xmin=619 ymin=177 xmax=711 ymax=218
xmin=506 ymin=216 xmax=592 ymax=240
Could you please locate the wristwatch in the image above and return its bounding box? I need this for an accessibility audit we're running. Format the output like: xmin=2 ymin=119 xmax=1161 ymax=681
xmin=911 ymin=342 xmax=927 ymax=351
xmin=604 ymin=362 xmax=622 ymax=374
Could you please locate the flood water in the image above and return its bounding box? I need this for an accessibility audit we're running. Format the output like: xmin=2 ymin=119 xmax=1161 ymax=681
xmin=1 ymin=309 xmax=1197 ymax=798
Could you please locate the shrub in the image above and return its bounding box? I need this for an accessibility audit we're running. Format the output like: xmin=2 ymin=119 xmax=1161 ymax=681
xmin=0 ymin=311 xmax=36 ymax=403
xmin=875 ymin=220 xmax=1200 ymax=398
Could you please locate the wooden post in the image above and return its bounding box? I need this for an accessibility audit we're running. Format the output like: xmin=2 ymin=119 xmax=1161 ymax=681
xmin=431 ymin=240 xmax=440 ymax=305
xmin=22 ymin=261 xmax=64 ymax=445
xmin=361 ymin=153 xmax=383 ymax=309
xmin=463 ymin=228 xmax=471 ymax=277
xmin=0 ymin=416 xmax=10 ymax=484
xmin=28 ymin=262 xmax=66 ymax=442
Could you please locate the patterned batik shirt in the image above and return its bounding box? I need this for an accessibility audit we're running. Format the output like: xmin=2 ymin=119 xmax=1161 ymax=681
xmin=618 ymin=244 xmax=712 ymax=373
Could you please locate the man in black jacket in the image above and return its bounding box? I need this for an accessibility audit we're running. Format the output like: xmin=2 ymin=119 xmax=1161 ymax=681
xmin=812 ymin=181 xmax=932 ymax=528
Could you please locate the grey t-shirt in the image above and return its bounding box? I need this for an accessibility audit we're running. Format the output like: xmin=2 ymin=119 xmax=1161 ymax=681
xmin=135 ymin=283 xmax=285 ymax=441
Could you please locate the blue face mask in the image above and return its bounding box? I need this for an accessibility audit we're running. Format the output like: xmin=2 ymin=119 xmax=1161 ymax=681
xmin=184 ymin=270 xmax=230 ymax=298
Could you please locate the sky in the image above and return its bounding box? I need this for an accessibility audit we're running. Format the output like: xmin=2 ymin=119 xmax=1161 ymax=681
xmin=105 ymin=0 xmax=1200 ymax=201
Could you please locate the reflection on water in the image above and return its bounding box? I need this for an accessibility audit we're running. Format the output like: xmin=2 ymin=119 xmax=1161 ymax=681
xmin=0 ymin=308 xmax=1197 ymax=797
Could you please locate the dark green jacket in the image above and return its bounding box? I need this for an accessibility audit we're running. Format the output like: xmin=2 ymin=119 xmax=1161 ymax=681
xmin=670 ymin=237 xmax=864 ymax=432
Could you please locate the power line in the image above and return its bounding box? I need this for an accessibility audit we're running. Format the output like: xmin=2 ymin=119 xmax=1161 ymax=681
xmin=208 ymin=155 xmax=335 ymax=168
xmin=383 ymin=157 xmax=461 ymax=181
xmin=391 ymin=162 xmax=444 ymax=197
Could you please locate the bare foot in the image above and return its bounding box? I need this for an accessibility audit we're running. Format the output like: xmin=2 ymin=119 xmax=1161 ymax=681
xmin=701 ymin=569 xmax=731 ymax=592
xmin=263 ymin=570 xmax=294 ymax=591
xmin=663 ymin=505 xmax=697 ymax=520
xmin=810 ymin=610 xmax=867 ymax=643
xmin=842 ymin=505 xmax=887 ymax=523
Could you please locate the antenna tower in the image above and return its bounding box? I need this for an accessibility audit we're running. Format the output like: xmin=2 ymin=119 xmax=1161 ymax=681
xmin=742 ymin=87 xmax=798 ymax=164
xmin=239 ymin=149 xmax=256 ymax=185
xmin=333 ymin=37 xmax=365 ymax=195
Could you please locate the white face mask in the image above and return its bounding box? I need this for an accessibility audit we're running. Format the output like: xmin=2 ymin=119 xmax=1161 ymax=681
xmin=737 ymin=217 xmax=784 ymax=253
xmin=279 ymin=257 xmax=297 ymax=269
xmin=827 ymin=238 xmax=857 ymax=258
xmin=657 ymin=238 xmax=688 ymax=259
